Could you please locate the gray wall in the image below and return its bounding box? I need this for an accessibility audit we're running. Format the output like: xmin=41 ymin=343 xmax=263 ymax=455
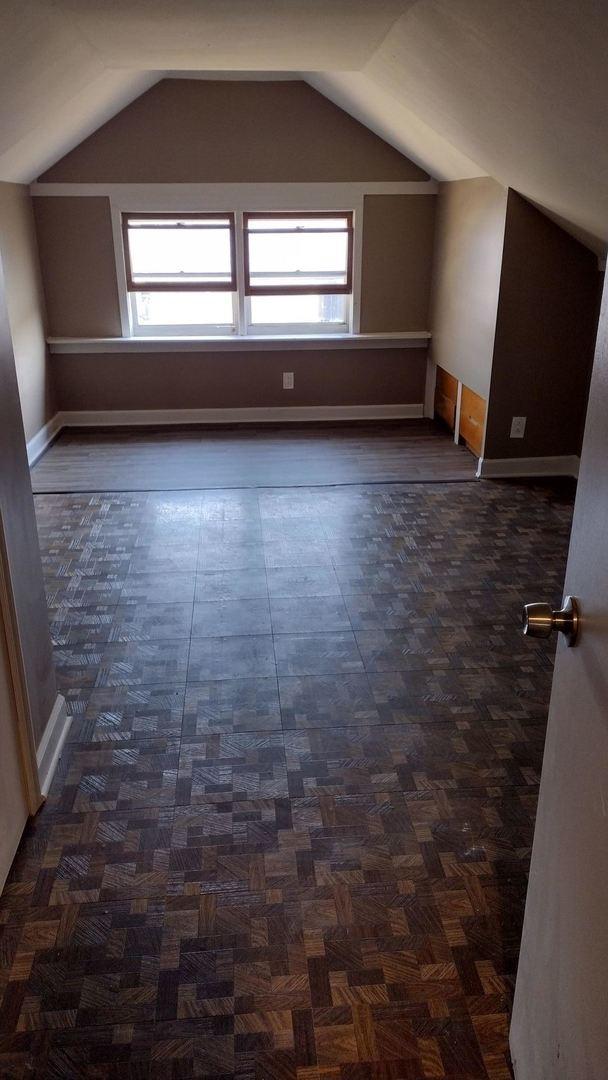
xmin=484 ymin=190 xmax=600 ymax=459
xmin=0 ymin=251 xmax=57 ymax=746
xmin=429 ymin=177 xmax=508 ymax=400
xmin=0 ymin=183 xmax=55 ymax=443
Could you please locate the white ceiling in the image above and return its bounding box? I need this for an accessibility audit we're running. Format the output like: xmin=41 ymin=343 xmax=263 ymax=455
xmin=1 ymin=0 xmax=607 ymax=251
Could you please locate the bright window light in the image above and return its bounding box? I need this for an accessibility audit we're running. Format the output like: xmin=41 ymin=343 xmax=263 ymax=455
xmin=245 ymin=214 xmax=352 ymax=295
xmin=133 ymin=291 xmax=235 ymax=331
xmin=123 ymin=211 xmax=353 ymax=336
xmin=124 ymin=214 xmax=236 ymax=289
xmin=249 ymin=294 xmax=347 ymax=326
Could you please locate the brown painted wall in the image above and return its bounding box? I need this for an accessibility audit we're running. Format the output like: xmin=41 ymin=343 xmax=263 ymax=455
xmin=35 ymin=193 xmax=436 ymax=340
xmin=39 ymin=80 xmax=429 ymax=184
xmin=33 ymin=80 xmax=435 ymax=415
xmin=33 ymin=197 xmax=122 ymax=338
xmin=53 ymin=348 xmax=427 ymax=411
xmin=0 ymin=252 xmax=57 ymax=746
xmin=484 ymin=191 xmax=600 ymax=459
xmin=0 ymin=183 xmax=55 ymax=442
xmin=359 ymin=195 xmax=436 ymax=332
xmin=429 ymin=177 xmax=508 ymax=400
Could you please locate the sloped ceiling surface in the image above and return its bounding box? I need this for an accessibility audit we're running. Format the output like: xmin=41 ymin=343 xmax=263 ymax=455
xmin=1 ymin=0 xmax=607 ymax=251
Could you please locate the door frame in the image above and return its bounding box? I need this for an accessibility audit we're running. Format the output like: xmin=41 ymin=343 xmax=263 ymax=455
xmin=0 ymin=509 xmax=43 ymax=816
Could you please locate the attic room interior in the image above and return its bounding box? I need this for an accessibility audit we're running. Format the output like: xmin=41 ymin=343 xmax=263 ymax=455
xmin=1 ymin=2 xmax=608 ymax=1077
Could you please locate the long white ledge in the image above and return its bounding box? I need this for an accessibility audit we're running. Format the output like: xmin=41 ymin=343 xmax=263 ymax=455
xmin=48 ymin=332 xmax=431 ymax=354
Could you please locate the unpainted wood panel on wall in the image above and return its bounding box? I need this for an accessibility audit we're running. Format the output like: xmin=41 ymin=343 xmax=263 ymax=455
xmin=359 ymin=195 xmax=436 ymax=333
xmin=38 ymin=80 xmax=429 ymax=184
xmin=459 ymin=384 xmax=486 ymax=457
xmin=434 ymin=365 xmax=458 ymax=431
xmin=33 ymin=196 xmax=122 ymax=338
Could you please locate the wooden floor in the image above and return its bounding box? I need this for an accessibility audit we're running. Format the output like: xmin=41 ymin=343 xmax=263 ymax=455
xmin=0 ymin=478 xmax=575 ymax=1077
xmin=31 ymin=421 xmax=477 ymax=492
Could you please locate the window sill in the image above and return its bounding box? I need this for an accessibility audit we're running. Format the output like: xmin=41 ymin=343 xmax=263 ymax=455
xmin=47 ymin=332 xmax=431 ymax=354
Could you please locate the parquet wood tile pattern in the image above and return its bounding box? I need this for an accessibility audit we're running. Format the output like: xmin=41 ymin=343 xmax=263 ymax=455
xmin=0 ymin=477 xmax=575 ymax=1078
xmin=30 ymin=421 xmax=477 ymax=493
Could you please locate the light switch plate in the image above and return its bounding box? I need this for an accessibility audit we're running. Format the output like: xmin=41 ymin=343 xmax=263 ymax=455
xmin=510 ymin=416 xmax=526 ymax=439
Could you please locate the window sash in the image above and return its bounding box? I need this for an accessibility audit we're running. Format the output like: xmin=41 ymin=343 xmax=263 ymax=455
xmin=122 ymin=212 xmax=237 ymax=292
xmin=129 ymin=291 xmax=237 ymax=336
xmin=243 ymin=211 xmax=353 ymax=296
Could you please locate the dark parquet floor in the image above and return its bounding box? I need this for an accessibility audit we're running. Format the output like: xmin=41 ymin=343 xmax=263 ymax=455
xmin=0 ymin=478 xmax=575 ymax=1078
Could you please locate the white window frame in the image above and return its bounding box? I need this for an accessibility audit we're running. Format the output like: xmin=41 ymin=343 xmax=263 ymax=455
xmin=109 ymin=186 xmax=365 ymax=339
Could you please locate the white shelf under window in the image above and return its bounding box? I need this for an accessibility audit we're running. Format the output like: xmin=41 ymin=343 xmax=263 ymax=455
xmin=47 ymin=332 xmax=431 ymax=354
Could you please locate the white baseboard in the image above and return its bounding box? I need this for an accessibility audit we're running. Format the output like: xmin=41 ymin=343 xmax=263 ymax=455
xmin=36 ymin=693 xmax=71 ymax=798
xmin=56 ymin=404 xmax=424 ymax=427
xmin=26 ymin=412 xmax=62 ymax=465
xmin=477 ymin=454 xmax=580 ymax=479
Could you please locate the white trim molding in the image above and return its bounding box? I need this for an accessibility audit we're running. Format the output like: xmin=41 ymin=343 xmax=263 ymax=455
xmin=30 ymin=181 xmax=438 ymax=200
xmin=36 ymin=693 xmax=71 ymax=798
xmin=54 ymin=404 xmax=424 ymax=428
xmin=477 ymin=455 xmax=580 ymax=479
xmin=26 ymin=413 xmax=63 ymax=465
xmin=48 ymin=332 xmax=430 ymax=354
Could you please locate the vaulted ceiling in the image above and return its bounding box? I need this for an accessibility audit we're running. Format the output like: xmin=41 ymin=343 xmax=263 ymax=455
xmin=2 ymin=0 xmax=607 ymax=251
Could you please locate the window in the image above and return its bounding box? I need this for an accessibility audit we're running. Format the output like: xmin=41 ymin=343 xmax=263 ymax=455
xmin=244 ymin=213 xmax=352 ymax=333
xmin=123 ymin=213 xmax=237 ymax=335
xmin=122 ymin=210 xmax=353 ymax=336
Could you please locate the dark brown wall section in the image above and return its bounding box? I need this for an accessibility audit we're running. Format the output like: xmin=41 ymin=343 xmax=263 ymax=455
xmin=485 ymin=191 xmax=601 ymax=459
xmin=360 ymin=195 xmax=436 ymax=332
xmin=53 ymin=348 xmax=427 ymax=412
xmin=33 ymin=197 xmax=122 ymax=338
xmin=39 ymin=80 xmax=429 ymax=184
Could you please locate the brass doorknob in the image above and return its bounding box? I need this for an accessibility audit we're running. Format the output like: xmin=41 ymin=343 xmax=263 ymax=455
xmin=522 ymin=595 xmax=580 ymax=647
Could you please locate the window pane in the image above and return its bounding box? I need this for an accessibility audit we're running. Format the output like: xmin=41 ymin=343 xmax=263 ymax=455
xmin=249 ymin=294 xmax=347 ymax=326
xmin=127 ymin=217 xmax=233 ymax=286
xmin=134 ymin=291 xmax=234 ymax=327
xmin=246 ymin=215 xmax=350 ymax=292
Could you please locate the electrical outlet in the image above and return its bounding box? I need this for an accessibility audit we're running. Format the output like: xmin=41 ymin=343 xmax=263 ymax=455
xmin=283 ymin=372 xmax=294 ymax=390
xmin=510 ymin=416 xmax=526 ymax=439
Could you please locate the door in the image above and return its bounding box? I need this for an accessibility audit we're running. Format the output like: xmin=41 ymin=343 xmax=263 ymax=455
xmin=510 ymin=278 xmax=608 ymax=1076
xmin=0 ymin=589 xmax=29 ymax=892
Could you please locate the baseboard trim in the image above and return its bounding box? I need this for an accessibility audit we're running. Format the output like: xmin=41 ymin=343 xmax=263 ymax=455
xmin=26 ymin=413 xmax=62 ymax=465
xmin=477 ymin=454 xmax=580 ymax=479
xmin=56 ymin=404 xmax=425 ymax=428
xmin=36 ymin=694 xmax=71 ymax=798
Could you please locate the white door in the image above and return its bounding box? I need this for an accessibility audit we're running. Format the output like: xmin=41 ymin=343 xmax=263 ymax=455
xmin=0 ymin=590 xmax=29 ymax=893
xmin=510 ymin=277 xmax=608 ymax=1075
